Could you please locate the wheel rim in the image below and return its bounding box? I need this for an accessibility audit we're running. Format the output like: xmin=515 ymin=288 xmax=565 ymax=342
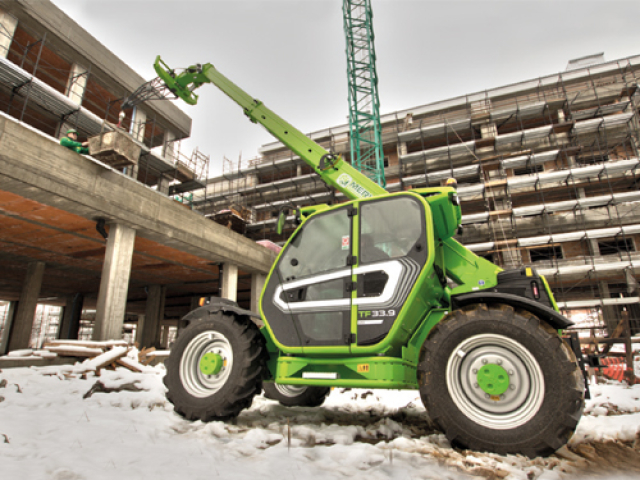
xmin=274 ymin=384 xmax=308 ymax=397
xmin=179 ymin=331 xmax=233 ymax=398
xmin=446 ymin=333 xmax=545 ymax=430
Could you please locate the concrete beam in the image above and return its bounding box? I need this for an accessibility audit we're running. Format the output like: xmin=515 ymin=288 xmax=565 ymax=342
xmin=93 ymin=224 xmax=136 ymax=341
xmin=139 ymin=285 xmax=166 ymax=348
xmin=7 ymin=261 xmax=45 ymax=351
xmin=0 ymin=114 xmax=276 ymax=274
xmin=221 ymin=263 xmax=238 ymax=302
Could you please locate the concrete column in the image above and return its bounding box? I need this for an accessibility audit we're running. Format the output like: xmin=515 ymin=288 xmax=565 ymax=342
xmin=59 ymin=293 xmax=83 ymax=340
xmin=93 ymin=224 xmax=136 ymax=341
xmin=7 ymin=261 xmax=45 ymax=351
xmin=135 ymin=314 xmax=145 ymax=346
xmin=598 ymin=281 xmax=620 ymax=334
xmin=501 ymin=245 xmax=521 ymax=269
xmin=480 ymin=122 xmax=497 ymax=139
xmin=557 ymin=110 xmax=566 ymax=123
xmin=130 ymin=107 xmax=147 ymax=142
xmin=221 ymin=263 xmax=239 ymax=302
xmin=163 ymin=129 xmax=176 ymax=162
xmin=159 ymin=129 xmax=177 ymax=195
xmin=0 ymin=301 xmax=18 ymax=355
xmin=161 ymin=323 xmax=170 ymax=348
xmin=139 ymin=285 xmax=166 ymax=348
xmin=157 ymin=175 xmax=172 ymax=195
xmin=625 ymin=269 xmax=640 ymax=336
xmin=476 ymin=120 xmax=497 ymax=159
xmin=125 ymin=107 xmax=146 ymax=179
xmin=0 ymin=8 xmax=18 ymax=59
xmin=66 ymin=63 xmax=88 ymax=105
xmin=251 ymin=273 xmax=266 ymax=314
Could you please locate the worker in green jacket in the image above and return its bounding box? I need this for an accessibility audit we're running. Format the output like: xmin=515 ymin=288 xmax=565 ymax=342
xmin=60 ymin=128 xmax=89 ymax=154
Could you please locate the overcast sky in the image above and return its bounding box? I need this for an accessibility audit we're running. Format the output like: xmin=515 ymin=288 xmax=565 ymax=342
xmin=50 ymin=0 xmax=640 ymax=177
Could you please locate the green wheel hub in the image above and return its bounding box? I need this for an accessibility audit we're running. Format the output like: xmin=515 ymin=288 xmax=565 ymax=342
xmin=476 ymin=364 xmax=509 ymax=396
xmin=199 ymin=352 xmax=223 ymax=376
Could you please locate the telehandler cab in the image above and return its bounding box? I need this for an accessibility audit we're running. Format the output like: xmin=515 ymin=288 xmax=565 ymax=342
xmin=154 ymin=57 xmax=584 ymax=457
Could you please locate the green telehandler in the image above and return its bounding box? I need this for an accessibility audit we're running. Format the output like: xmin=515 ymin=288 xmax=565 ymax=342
xmin=153 ymin=57 xmax=584 ymax=457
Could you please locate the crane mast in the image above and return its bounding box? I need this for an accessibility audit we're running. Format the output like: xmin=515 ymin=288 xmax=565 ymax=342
xmin=343 ymin=0 xmax=386 ymax=188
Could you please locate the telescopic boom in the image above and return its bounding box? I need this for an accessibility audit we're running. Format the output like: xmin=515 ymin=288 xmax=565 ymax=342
xmin=154 ymin=56 xmax=387 ymax=201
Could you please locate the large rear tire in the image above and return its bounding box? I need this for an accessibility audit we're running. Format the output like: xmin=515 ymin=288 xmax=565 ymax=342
xmin=263 ymin=383 xmax=330 ymax=407
xmin=164 ymin=312 xmax=267 ymax=421
xmin=418 ymin=304 xmax=584 ymax=457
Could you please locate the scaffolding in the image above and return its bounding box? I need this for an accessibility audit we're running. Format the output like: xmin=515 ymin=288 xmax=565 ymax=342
xmin=0 ymin=18 xmax=209 ymax=195
xmin=0 ymin=12 xmax=214 ymax=348
xmin=29 ymin=305 xmax=62 ymax=349
xmin=194 ymin=54 xmax=640 ymax=337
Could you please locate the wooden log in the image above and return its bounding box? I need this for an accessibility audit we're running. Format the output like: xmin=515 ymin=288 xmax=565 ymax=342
xmin=116 ymin=357 xmax=143 ymax=373
xmin=44 ymin=339 xmax=128 ymax=349
xmin=580 ymin=337 xmax=640 ymax=345
xmin=81 ymin=346 xmax=129 ymax=371
xmin=602 ymin=319 xmax=626 ymax=355
xmin=138 ymin=347 xmax=156 ymax=365
xmin=44 ymin=346 xmax=104 ymax=357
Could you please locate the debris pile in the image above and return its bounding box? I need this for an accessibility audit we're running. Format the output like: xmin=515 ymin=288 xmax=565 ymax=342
xmin=2 ymin=340 xmax=170 ymax=373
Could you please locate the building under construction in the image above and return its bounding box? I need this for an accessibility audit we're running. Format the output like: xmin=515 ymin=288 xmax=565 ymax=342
xmin=197 ymin=52 xmax=640 ymax=337
xmin=0 ymin=0 xmax=274 ymax=356
xmin=1 ymin=0 xmax=639 ymax=355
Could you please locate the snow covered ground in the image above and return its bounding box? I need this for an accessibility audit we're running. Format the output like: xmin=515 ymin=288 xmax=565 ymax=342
xmin=1 ymin=357 xmax=640 ymax=480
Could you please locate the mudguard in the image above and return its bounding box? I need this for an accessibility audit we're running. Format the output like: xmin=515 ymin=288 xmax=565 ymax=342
xmin=451 ymin=292 xmax=573 ymax=330
xmin=183 ymin=297 xmax=258 ymax=323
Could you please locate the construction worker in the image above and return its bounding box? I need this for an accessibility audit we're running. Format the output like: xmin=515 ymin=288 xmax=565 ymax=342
xmin=445 ymin=177 xmax=458 ymax=190
xmin=60 ymin=128 xmax=89 ymax=154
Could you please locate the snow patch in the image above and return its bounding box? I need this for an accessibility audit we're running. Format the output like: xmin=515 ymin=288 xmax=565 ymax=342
xmin=1 ymin=366 xmax=640 ymax=479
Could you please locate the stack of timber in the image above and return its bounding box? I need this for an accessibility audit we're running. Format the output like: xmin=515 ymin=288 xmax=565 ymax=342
xmin=42 ymin=340 xmax=152 ymax=373
xmin=211 ymin=204 xmax=251 ymax=234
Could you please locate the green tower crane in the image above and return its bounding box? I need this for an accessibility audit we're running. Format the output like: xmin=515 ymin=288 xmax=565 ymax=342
xmin=343 ymin=0 xmax=386 ymax=187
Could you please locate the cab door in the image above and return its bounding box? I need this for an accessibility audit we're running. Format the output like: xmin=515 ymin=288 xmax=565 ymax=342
xmin=355 ymin=195 xmax=428 ymax=345
xmin=261 ymin=205 xmax=354 ymax=348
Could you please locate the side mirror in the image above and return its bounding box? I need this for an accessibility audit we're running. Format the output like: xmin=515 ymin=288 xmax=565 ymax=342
xmin=276 ymin=211 xmax=286 ymax=235
xmin=276 ymin=209 xmax=288 ymax=235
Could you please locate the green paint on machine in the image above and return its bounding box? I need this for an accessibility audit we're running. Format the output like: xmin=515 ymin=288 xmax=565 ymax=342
xmin=155 ymin=53 xmax=584 ymax=457
xmin=199 ymin=352 xmax=223 ymax=376
xmin=477 ymin=363 xmax=510 ymax=396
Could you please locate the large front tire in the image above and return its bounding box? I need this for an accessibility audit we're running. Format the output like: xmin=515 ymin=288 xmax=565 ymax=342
xmin=418 ymin=304 xmax=584 ymax=457
xmin=164 ymin=312 xmax=267 ymax=421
